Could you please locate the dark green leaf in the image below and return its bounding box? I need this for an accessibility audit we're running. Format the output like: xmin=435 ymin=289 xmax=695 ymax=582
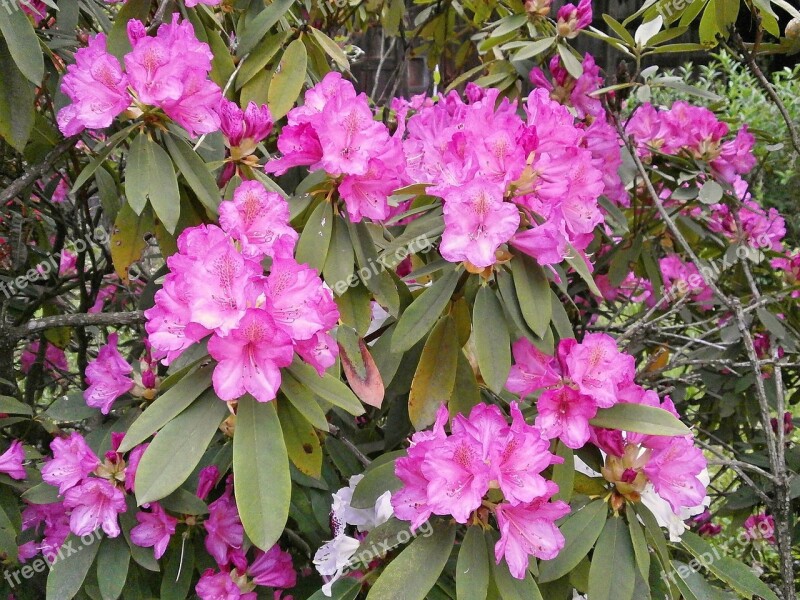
xmin=164 ymin=133 xmax=222 ymax=214
xmin=590 ymin=404 xmax=691 ymax=436
xmin=408 ymin=315 xmax=458 ymax=430
xmin=287 ymin=360 xmax=364 ymax=416
xmin=0 ymin=39 xmax=35 ymax=152
xmin=237 ymin=0 xmax=294 ymax=56
xmin=126 ymin=133 xmax=181 ymax=233
xmin=473 ymin=285 xmax=511 ymax=393
xmin=296 ymin=201 xmax=333 ymax=273
xmin=46 ymin=533 xmax=102 ymax=600
xmin=0 ymin=7 xmax=43 ymax=84
xmin=539 ymin=499 xmax=607 ymax=582
xmin=589 ymin=516 xmax=636 ymax=600
xmin=234 ymin=396 xmax=291 ymax=550
xmin=267 ymin=39 xmax=308 ymax=120
xmin=456 ymin=526 xmax=490 ymax=600
xmin=350 ymin=459 xmax=401 ymax=509
xmin=391 ymin=267 xmax=460 ymax=352
xmin=96 ymin=536 xmax=130 ymax=600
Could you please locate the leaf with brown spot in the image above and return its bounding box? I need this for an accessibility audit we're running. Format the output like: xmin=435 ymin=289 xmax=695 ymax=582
xmin=338 ymin=326 xmax=384 ymax=408
xmin=110 ymin=203 xmax=155 ymax=284
xmin=277 ymin=399 xmax=322 ymax=479
xmin=408 ymin=315 xmax=458 ymax=430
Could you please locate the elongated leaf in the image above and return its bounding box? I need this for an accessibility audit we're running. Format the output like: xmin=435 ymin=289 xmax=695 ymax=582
xmin=366 ymin=520 xmax=456 ymax=600
xmin=234 ymin=396 xmax=291 ymax=549
xmin=296 ymin=200 xmax=333 ymax=273
xmin=287 ymin=360 xmax=364 ymax=416
xmin=680 ymin=531 xmax=779 ymax=600
xmin=280 ymin=372 xmax=330 ymax=431
xmin=552 ymin=442 xmax=574 ymax=502
xmin=126 ymin=134 xmax=181 ymax=233
xmin=309 ymin=27 xmax=349 ymax=70
xmin=237 ymin=0 xmax=294 ymax=56
xmin=119 ymin=365 xmax=213 ymax=452
xmin=628 ymin=514 xmax=651 ymax=582
xmin=106 ymin=0 xmax=151 ymax=58
xmin=456 ymin=526 xmax=490 ymax=600
xmin=278 ymin=399 xmax=322 ymax=478
xmin=71 ymin=125 xmax=135 ymax=192
xmin=160 ymin=488 xmax=208 ymax=516
xmin=539 ymin=499 xmax=607 ymax=582
xmin=236 ymin=30 xmax=291 ymax=89
xmin=347 ymin=220 xmax=401 ymax=316
xmin=46 ymin=533 xmax=102 ymax=600
xmin=491 ymin=553 xmax=544 ymax=600
xmin=324 ymin=216 xmax=355 ymax=294
xmin=0 ymin=8 xmax=43 ymax=85
xmin=0 ymin=395 xmax=32 ymax=415
xmin=449 ymin=350 xmax=481 ymax=418
xmin=473 ymin=285 xmax=511 ymax=393
xmin=268 ymin=39 xmax=308 ymax=120
xmin=0 ymin=39 xmax=35 ymax=152
xmin=351 ymin=459 xmax=401 ymax=509
xmin=164 ymin=133 xmax=221 ymax=214
xmin=590 ymin=403 xmax=691 ymax=436
xmin=97 ymin=535 xmax=129 ymax=600
xmin=589 ymin=516 xmax=636 ymax=600
xmin=161 ymin=537 xmax=194 ymax=600
xmin=307 ymin=579 xmax=361 ymax=600
xmin=408 ymin=315 xmax=458 ymax=430
xmin=511 ymin=254 xmax=551 ymax=338
xmin=135 ymin=391 xmax=228 ymax=504
xmin=391 ymin=267 xmax=461 ymax=352
xmin=339 ymin=327 xmax=384 ymax=408
xmin=511 ymin=37 xmax=555 ymax=61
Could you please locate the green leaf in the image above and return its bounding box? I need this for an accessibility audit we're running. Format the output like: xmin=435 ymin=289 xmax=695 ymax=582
xmin=0 ymin=7 xmax=43 ymax=85
xmin=347 ymin=220 xmax=401 ymax=316
xmin=287 ymin=360 xmax=364 ymax=416
xmin=268 ymin=39 xmax=308 ymax=120
xmin=680 ymin=531 xmax=779 ymax=600
xmin=351 ymin=459 xmax=401 ymax=509
xmin=510 ymin=254 xmax=551 ymax=338
xmin=96 ymin=536 xmax=130 ymax=600
xmin=628 ymin=512 xmax=651 ymax=581
xmin=106 ymin=0 xmax=151 ymax=59
xmin=120 ymin=501 xmax=160 ymax=572
xmin=164 ymin=132 xmax=222 ymax=214
xmin=324 ymin=216 xmax=356 ymax=293
xmin=119 ymin=365 xmax=213 ymax=452
xmin=309 ymin=27 xmax=349 ymax=71
xmin=539 ymin=499 xmax=607 ymax=582
xmin=473 ymin=285 xmax=511 ymax=394
xmin=565 ymin=246 xmax=602 ymax=296
xmin=456 ymin=526 xmax=490 ymax=600
xmin=491 ymin=552 xmax=544 ymax=600
xmin=408 ymin=315 xmax=459 ymax=430
xmin=449 ymin=350 xmax=482 ymax=418
xmin=135 ymin=390 xmax=228 ymax=504
xmin=557 ymin=43 xmax=583 ymax=78
xmin=699 ymin=0 xmax=721 ymax=45
xmin=589 ymin=516 xmax=636 ymax=600
xmin=511 ymin=37 xmax=555 ymax=61
xmin=109 ymin=202 xmax=156 ymax=284
xmin=0 ymin=491 xmax=18 ymax=561
xmin=698 ymin=180 xmax=723 ymax=204
xmin=366 ymin=520 xmax=456 ymax=600
xmin=161 ymin=536 xmax=194 ymax=600
xmin=552 ymin=442 xmax=574 ymax=503
xmin=21 ymin=482 xmax=61 ymax=504
xmin=296 ymin=200 xmax=333 ymax=273
xmin=71 ymin=125 xmax=135 ymax=193
xmin=44 ymin=391 xmax=97 ymax=422
xmin=391 ymin=266 xmax=460 ymax=352
xmin=590 ymin=403 xmax=691 ymax=436
xmin=0 ymin=395 xmax=32 ymax=415
xmin=714 ymin=0 xmax=739 ymax=34
xmin=0 ymin=38 xmax=35 ymax=152
xmin=46 ymin=533 xmax=102 ymax=600
xmin=278 ymin=399 xmax=322 ymax=478
xmin=126 ymin=133 xmax=181 ymax=233
xmin=339 ymin=327 xmax=385 ymax=408
xmin=160 ymin=487 xmax=209 ymax=515
xmin=280 ymin=372 xmax=330 ymax=431
xmin=237 ymin=0 xmax=294 ymax=56
xmin=236 ymin=30 xmax=291 ymax=89
xmin=603 ymin=14 xmax=637 ymax=46
xmin=234 ymin=396 xmax=291 ymax=550
xmin=307 ymin=579 xmax=362 ymax=600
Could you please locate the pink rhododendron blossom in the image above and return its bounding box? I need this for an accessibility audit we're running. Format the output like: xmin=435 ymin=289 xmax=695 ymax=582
xmin=218 ymin=99 xmax=273 ymax=155
xmin=556 ymin=0 xmax=592 ymax=37
xmin=643 ymin=437 xmax=707 ymax=513
xmin=743 ymin=513 xmax=776 ymax=544
xmin=41 ymin=432 xmax=100 ymax=494
xmin=57 ymin=34 xmax=130 ymax=135
xmin=392 ymin=403 xmax=565 ymax=578
xmin=20 ymin=340 xmax=68 ymax=376
xmin=130 ymin=502 xmax=178 ymax=559
xmin=0 ymin=441 xmax=26 ymax=480
xmin=218 ymin=181 xmax=297 ymax=259
xmin=63 ymin=478 xmax=126 ymax=537
xmin=659 ymin=255 xmax=713 ymax=309
xmin=494 ymin=495 xmax=570 ymax=578
xmin=208 ymin=309 xmax=294 ymax=403
xmin=536 ymin=386 xmax=598 ymax=449
xmin=197 ymin=465 xmax=220 ymax=500
xmin=438 ymin=182 xmax=520 ymax=268
xmin=248 ymin=545 xmax=296 ymax=588
xmin=125 ymin=15 xmax=222 ymax=135
xmin=196 ymin=569 xmax=252 ymax=600
xmin=124 ymin=443 xmax=147 ymax=493
xmin=564 ymin=333 xmax=634 ymax=408
xmin=21 ymin=502 xmax=70 ymax=561
xmin=204 ymin=479 xmax=244 ymax=566
xmin=84 ymin=333 xmax=134 ymax=414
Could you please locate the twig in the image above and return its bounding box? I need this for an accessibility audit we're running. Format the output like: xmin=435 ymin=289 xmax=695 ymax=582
xmin=0 ymin=135 xmax=80 ymax=205
xmin=9 ymin=311 xmax=145 ymax=341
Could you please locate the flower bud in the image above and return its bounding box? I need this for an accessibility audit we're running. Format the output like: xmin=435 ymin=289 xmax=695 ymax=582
xmin=786 ymin=17 xmax=800 ymax=40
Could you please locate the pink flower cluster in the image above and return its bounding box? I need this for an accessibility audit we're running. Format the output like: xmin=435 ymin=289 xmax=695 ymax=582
xmin=506 ymin=334 xmax=708 ymax=516
xmin=84 ymin=333 xmax=134 ymax=414
xmin=0 ymin=440 xmax=26 ymax=480
xmin=58 ymin=15 xmax=222 ymax=136
xmin=626 ymin=102 xmax=756 ymax=186
xmin=145 ymin=180 xmax=338 ymax=402
xmin=266 ymin=72 xmax=408 ymax=222
xmin=20 ymin=340 xmax=68 ymax=378
xmin=657 ymin=255 xmax=713 ymax=309
xmin=391 ymin=403 xmax=569 ymax=579
xmin=400 ymin=85 xmax=605 ymax=269
xmin=506 ymin=333 xmax=634 ymax=448
xmin=556 ymin=0 xmax=592 ymax=38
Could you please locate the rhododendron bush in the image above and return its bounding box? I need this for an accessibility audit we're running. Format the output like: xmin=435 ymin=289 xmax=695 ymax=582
xmin=1 ymin=0 xmax=799 ymax=599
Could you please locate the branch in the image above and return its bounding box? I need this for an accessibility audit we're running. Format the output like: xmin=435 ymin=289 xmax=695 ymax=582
xmin=9 ymin=311 xmax=145 ymax=341
xmin=0 ymin=135 xmax=81 ymax=205
xmin=732 ymin=31 xmax=800 ymax=157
